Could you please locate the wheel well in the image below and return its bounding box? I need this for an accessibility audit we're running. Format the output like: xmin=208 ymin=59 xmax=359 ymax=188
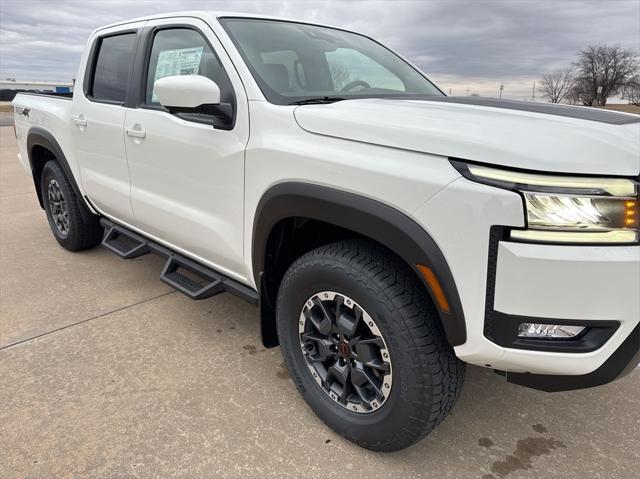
xmin=27 ymin=128 xmax=98 ymax=224
xmin=259 ymin=217 xmax=440 ymax=348
xmin=30 ymin=144 xmax=57 ymax=208
xmin=264 ymin=217 xmax=364 ymax=283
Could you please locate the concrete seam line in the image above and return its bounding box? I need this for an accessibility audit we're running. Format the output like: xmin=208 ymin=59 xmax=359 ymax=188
xmin=0 ymin=290 xmax=176 ymax=351
xmin=0 ymin=192 xmax=34 ymax=198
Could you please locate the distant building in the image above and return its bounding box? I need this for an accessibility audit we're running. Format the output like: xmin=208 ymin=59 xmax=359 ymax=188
xmin=0 ymin=79 xmax=74 ymax=101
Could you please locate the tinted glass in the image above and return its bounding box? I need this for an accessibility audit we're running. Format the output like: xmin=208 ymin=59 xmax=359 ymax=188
xmin=221 ymin=18 xmax=443 ymax=105
xmin=146 ymin=28 xmax=232 ymax=106
xmin=92 ymin=33 xmax=136 ymax=102
xmin=326 ymin=48 xmax=404 ymax=91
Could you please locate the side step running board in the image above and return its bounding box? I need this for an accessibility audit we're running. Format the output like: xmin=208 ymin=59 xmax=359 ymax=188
xmin=102 ymin=223 xmax=149 ymax=259
xmin=100 ymin=218 xmax=258 ymax=304
xmin=161 ymin=256 xmax=224 ymax=300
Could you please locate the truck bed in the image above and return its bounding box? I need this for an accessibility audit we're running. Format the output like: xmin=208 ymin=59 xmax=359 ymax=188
xmin=12 ymin=92 xmax=75 ymax=178
xmin=16 ymin=91 xmax=73 ymax=99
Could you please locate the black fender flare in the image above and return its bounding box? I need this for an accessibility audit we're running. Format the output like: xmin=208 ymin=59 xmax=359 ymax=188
xmin=27 ymin=127 xmax=96 ymax=222
xmin=252 ymin=182 xmax=467 ymax=346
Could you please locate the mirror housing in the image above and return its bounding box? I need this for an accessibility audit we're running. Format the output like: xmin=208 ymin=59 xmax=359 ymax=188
xmin=154 ymin=75 xmax=221 ymax=109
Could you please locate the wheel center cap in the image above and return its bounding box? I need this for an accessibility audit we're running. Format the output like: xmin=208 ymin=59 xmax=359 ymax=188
xmin=338 ymin=341 xmax=351 ymax=358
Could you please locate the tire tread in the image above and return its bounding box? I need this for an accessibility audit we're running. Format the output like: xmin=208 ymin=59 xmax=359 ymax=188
xmin=277 ymin=239 xmax=464 ymax=451
xmin=41 ymin=160 xmax=102 ymax=251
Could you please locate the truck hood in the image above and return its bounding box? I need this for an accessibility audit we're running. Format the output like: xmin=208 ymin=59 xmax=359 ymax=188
xmin=293 ymin=97 xmax=640 ymax=176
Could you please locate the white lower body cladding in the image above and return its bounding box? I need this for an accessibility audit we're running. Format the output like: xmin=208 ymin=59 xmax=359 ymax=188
xmin=413 ymin=176 xmax=640 ymax=376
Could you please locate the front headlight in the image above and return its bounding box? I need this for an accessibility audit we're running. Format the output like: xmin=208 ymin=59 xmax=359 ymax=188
xmin=451 ymin=161 xmax=639 ymax=244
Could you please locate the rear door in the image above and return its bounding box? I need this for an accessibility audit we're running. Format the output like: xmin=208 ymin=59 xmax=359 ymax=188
xmin=71 ymin=23 xmax=145 ymax=223
xmin=123 ymin=17 xmax=249 ymax=278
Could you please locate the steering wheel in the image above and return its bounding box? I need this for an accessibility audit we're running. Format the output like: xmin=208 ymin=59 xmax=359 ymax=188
xmin=341 ymin=80 xmax=371 ymax=92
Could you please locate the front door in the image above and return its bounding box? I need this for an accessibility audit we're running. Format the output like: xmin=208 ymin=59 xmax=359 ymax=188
xmin=123 ymin=18 xmax=248 ymax=278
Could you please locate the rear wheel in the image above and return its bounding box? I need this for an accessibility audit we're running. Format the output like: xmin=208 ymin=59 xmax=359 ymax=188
xmin=41 ymin=160 xmax=103 ymax=251
xmin=276 ymin=239 xmax=464 ymax=452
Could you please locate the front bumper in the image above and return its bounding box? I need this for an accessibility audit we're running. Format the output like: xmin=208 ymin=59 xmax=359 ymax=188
xmin=413 ymin=176 xmax=640 ymax=391
xmin=505 ymin=323 xmax=640 ymax=392
xmin=488 ymin=235 xmax=640 ymax=390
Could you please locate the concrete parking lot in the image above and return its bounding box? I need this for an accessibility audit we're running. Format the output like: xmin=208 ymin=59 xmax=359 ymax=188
xmin=0 ymin=125 xmax=638 ymax=478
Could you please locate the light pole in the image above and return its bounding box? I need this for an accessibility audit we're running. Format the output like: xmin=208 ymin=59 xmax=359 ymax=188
xmin=532 ymin=81 xmax=536 ymax=101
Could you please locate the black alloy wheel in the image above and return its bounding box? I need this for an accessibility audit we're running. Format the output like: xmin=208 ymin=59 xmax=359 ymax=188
xmin=299 ymin=290 xmax=393 ymax=413
xmin=47 ymin=178 xmax=70 ymax=237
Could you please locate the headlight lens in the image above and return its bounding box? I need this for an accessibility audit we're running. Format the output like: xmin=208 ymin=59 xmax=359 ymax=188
xmin=452 ymin=161 xmax=639 ymax=244
xmin=523 ymin=193 xmax=637 ymax=231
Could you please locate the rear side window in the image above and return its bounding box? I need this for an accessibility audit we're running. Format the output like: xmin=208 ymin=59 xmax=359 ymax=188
xmin=91 ymin=33 xmax=136 ymax=103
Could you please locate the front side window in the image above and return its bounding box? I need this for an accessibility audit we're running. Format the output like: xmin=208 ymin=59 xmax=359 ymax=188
xmin=91 ymin=33 xmax=136 ymax=102
xmin=220 ymin=18 xmax=443 ymax=104
xmin=145 ymin=28 xmax=233 ymax=107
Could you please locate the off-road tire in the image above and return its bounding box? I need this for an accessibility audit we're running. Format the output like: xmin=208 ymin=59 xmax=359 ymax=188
xmin=41 ymin=160 xmax=103 ymax=251
xmin=276 ymin=239 xmax=465 ymax=452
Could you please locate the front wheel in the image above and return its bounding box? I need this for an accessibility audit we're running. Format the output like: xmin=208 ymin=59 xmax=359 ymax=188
xmin=276 ymin=240 xmax=464 ymax=452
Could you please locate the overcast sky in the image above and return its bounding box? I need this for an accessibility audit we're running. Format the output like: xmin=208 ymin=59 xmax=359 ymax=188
xmin=1 ymin=0 xmax=638 ymax=98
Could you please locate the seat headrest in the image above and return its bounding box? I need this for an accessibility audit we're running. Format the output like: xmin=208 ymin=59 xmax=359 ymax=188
xmin=260 ymin=63 xmax=290 ymax=92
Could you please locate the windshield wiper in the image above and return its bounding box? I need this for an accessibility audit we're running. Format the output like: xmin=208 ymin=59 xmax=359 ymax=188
xmin=290 ymin=96 xmax=346 ymax=105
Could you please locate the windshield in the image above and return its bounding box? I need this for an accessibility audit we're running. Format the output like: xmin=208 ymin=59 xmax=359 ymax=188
xmin=220 ymin=18 xmax=444 ymax=105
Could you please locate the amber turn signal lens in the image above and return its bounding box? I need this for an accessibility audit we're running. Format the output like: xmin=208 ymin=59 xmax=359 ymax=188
xmin=416 ymin=265 xmax=450 ymax=313
xmin=624 ymin=200 xmax=638 ymax=228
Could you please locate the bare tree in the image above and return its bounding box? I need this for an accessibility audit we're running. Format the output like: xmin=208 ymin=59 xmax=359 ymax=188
xmin=574 ymin=45 xmax=639 ymax=106
xmin=540 ymin=68 xmax=575 ymax=103
xmin=623 ymin=75 xmax=640 ymax=106
xmin=329 ymin=62 xmax=353 ymax=90
xmin=567 ymin=77 xmax=597 ymax=106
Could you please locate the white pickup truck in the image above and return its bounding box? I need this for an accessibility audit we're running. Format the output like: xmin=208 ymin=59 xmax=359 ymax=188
xmin=12 ymin=11 xmax=640 ymax=451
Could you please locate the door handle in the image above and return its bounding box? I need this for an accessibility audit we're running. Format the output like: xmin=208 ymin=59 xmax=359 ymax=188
xmin=126 ymin=127 xmax=146 ymax=139
xmin=72 ymin=117 xmax=87 ymax=127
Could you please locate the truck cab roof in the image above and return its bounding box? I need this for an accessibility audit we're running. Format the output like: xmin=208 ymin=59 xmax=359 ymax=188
xmin=94 ymin=11 xmax=340 ymax=34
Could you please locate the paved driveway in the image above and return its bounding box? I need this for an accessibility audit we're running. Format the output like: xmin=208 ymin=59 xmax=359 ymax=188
xmin=0 ymin=113 xmax=14 ymax=127
xmin=0 ymin=126 xmax=638 ymax=478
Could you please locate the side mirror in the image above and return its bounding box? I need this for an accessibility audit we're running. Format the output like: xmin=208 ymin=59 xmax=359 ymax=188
xmin=154 ymin=75 xmax=221 ymax=109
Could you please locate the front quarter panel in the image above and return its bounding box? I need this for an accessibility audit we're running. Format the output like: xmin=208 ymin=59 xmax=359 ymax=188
xmin=413 ymin=176 xmax=525 ymax=365
xmin=243 ymin=101 xmax=462 ymax=286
